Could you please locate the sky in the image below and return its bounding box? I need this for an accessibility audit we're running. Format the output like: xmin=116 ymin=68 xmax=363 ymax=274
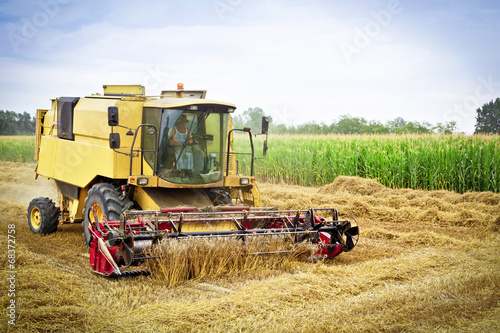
xmin=0 ymin=0 xmax=499 ymax=133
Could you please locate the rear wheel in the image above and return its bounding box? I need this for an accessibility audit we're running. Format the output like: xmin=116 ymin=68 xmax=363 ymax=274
xmin=83 ymin=183 xmax=132 ymax=245
xmin=27 ymin=197 xmax=59 ymax=234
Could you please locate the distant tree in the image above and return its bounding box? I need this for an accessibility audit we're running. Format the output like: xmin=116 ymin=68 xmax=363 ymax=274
xmin=474 ymin=98 xmax=500 ymax=134
xmin=434 ymin=121 xmax=457 ymax=134
xmin=232 ymin=111 xmax=470 ymax=136
xmin=387 ymin=117 xmax=407 ymax=133
xmin=367 ymin=120 xmax=390 ymax=134
xmin=0 ymin=110 xmax=36 ymax=135
xmin=335 ymin=115 xmax=368 ymax=134
xmin=233 ymin=107 xmax=273 ymax=134
xmin=232 ymin=113 xmax=245 ymax=129
xmin=420 ymin=121 xmax=434 ymax=133
xmin=20 ymin=111 xmax=34 ymax=133
xmin=402 ymin=121 xmax=432 ymax=134
xmin=295 ymin=121 xmax=320 ymax=134
xmin=270 ymin=123 xmax=288 ymax=134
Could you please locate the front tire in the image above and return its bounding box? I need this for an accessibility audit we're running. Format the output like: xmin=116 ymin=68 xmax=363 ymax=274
xmin=83 ymin=183 xmax=132 ymax=245
xmin=27 ymin=197 xmax=59 ymax=234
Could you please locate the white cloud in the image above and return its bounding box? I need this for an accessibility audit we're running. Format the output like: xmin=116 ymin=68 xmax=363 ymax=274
xmin=0 ymin=1 xmax=499 ymax=134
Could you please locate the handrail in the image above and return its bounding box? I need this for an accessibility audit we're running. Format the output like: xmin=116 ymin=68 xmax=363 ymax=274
xmin=226 ymin=128 xmax=254 ymax=177
xmin=129 ymin=124 xmax=158 ymax=177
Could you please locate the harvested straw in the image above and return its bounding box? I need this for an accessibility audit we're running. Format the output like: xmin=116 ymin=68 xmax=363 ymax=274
xmin=148 ymin=236 xmax=318 ymax=287
xmin=2 ymin=161 xmax=499 ymax=332
xmin=261 ymin=176 xmax=500 ymax=231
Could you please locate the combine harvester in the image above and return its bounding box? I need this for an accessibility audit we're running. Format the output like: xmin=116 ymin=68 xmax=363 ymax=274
xmin=27 ymin=84 xmax=359 ymax=276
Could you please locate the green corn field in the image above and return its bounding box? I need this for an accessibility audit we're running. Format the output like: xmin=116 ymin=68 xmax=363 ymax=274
xmin=0 ymin=136 xmax=36 ymax=163
xmin=233 ymin=134 xmax=500 ymax=193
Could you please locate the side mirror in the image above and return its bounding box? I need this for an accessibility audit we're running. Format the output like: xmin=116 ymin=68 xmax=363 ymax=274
xmin=108 ymin=106 xmax=119 ymax=126
xmin=261 ymin=116 xmax=269 ymax=135
xmin=109 ymin=133 xmax=121 ymax=149
xmin=263 ymin=140 xmax=268 ymax=157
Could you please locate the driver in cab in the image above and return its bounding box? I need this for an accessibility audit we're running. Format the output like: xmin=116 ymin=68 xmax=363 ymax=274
xmin=168 ymin=114 xmax=192 ymax=146
xmin=166 ymin=114 xmax=203 ymax=174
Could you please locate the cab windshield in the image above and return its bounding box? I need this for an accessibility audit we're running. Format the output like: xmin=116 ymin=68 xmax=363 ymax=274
xmin=143 ymin=107 xmax=229 ymax=184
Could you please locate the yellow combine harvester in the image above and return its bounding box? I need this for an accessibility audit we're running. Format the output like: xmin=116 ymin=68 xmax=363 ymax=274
xmin=27 ymin=84 xmax=358 ymax=276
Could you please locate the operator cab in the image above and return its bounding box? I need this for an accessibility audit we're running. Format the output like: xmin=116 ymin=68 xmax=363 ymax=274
xmin=142 ymin=104 xmax=231 ymax=185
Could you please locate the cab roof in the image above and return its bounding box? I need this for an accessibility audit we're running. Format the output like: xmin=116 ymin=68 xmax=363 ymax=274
xmin=144 ymin=97 xmax=236 ymax=112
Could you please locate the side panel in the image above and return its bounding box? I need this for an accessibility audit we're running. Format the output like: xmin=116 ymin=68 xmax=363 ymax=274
xmin=37 ymin=134 xmax=116 ymax=189
xmin=38 ymin=96 xmax=147 ymax=188
xmin=52 ymin=135 xmax=114 ymax=188
xmin=37 ymin=136 xmax=58 ymax=178
xmin=37 ymin=103 xmax=57 ymax=178
xmin=42 ymin=97 xmax=145 ymax=188
xmin=73 ymin=97 xmax=118 ymax=143
xmin=34 ymin=109 xmax=48 ymax=161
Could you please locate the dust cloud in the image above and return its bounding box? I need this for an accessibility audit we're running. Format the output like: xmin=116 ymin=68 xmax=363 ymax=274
xmin=0 ymin=162 xmax=59 ymax=206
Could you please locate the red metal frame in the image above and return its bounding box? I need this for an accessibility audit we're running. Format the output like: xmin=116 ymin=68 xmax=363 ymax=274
xmin=87 ymin=207 xmax=356 ymax=276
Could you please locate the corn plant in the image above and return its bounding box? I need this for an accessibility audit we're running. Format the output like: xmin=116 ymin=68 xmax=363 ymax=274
xmin=233 ymin=133 xmax=500 ymax=193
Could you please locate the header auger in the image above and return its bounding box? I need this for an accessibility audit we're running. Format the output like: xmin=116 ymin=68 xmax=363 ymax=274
xmin=27 ymin=83 xmax=359 ymax=277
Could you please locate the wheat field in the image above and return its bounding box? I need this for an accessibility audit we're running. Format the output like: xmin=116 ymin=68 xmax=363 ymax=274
xmin=0 ymin=161 xmax=499 ymax=332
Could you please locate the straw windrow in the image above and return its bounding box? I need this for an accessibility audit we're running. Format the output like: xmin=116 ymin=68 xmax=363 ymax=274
xmin=148 ymin=236 xmax=318 ymax=287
